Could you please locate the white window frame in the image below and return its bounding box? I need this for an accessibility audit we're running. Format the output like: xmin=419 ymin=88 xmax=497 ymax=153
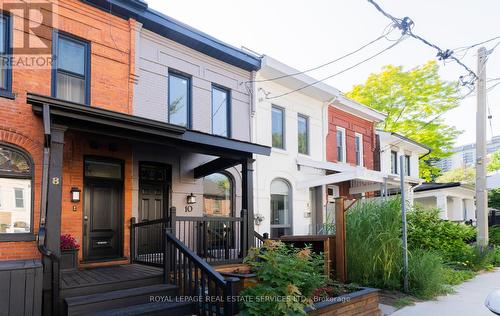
xmin=355 ymin=133 xmax=363 ymax=166
xmin=336 ymin=126 xmax=346 ymax=163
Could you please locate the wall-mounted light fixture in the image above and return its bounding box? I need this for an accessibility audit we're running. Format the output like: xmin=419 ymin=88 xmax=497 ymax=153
xmin=187 ymin=193 xmax=196 ymax=205
xmin=70 ymin=187 xmax=81 ymax=203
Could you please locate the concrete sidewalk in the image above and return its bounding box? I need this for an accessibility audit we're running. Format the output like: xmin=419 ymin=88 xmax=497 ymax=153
xmin=391 ymin=268 xmax=500 ymax=316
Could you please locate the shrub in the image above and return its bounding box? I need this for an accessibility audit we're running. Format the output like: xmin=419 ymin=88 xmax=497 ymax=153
xmin=346 ymin=198 xmax=402 ymax=290
xmin=408 ymin=249 xmax=447 ymax=299
xmin=489 ymin=226 xmax=500 ymax=246
xmin=239 ymin=241 xmax=326 ymax=316
xmin=442 ymin=267 xmax=475 ymax=285
xmin=468 ymin=246 xmax=495 ymax=271
xmin=407 ymin=207 xmax=475 ymax=262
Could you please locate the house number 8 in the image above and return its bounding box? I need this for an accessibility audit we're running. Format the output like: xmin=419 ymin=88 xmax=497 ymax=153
xmin=52 ymin=177 xmax=60 ymax=185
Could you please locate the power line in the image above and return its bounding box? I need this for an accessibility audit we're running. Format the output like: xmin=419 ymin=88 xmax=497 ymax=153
xmin=248 ymin=24 xmax=396 ymax=84
xmin=266 ymin=35 xmax=406 ymax=100
xmin=366 ymin=0 xmax=477 ymax=84
xmin=453 ymin=35 xmax=500 ymax=52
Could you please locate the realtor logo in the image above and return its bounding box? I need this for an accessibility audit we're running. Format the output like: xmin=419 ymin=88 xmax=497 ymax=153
xmin=1 ymin=1 xmax=57 ymax=68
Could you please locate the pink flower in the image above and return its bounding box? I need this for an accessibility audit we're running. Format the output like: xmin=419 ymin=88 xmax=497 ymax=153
xmin=60 ymin=234 xmax=80 ymax=250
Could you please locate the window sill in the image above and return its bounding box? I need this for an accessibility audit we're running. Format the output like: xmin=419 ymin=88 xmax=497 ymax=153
xmin=0 ymin=90 xmax=16 ymax=100
xmin=0 ymin=233 xmax=36 ymax=242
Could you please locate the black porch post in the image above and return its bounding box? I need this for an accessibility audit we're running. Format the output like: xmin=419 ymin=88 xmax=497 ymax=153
xmin=241 ymin=157 xmax=255 ymax=250
xmin=42 ymin=125 xmax=66 ymax=316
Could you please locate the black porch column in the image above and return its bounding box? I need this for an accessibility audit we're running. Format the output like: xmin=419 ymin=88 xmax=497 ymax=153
xmin=43 ymin=125 xmax=66 ymax=315
xmin=241 ymin=157 xmax=255 ymax=249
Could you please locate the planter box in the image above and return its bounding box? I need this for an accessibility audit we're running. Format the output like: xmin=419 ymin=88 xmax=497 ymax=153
xmin=60 ymin=248 xmax=79 ymax=271
xmin=306 ymin=288 xmax=380 ymax=316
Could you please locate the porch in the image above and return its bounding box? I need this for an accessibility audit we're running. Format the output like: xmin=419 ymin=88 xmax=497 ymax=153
xmin=28 ymin=93 xmax=270 ymax=316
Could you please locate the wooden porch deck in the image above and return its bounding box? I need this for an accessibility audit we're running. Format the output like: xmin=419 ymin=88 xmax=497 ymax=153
xmin=60 ymin=264 xmax=163 ymax=299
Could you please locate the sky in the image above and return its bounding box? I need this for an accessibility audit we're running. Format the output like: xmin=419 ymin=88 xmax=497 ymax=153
xmin=147 ymin=0 xmax=500 ymax=147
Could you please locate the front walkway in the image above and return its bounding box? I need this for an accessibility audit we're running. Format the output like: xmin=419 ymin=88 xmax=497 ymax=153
xmin=391 ymin=268 xmax=500 ymax=316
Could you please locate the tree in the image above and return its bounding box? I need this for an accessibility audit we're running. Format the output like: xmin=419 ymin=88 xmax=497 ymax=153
xmin=436 ymin=167 xmax=475 ymax=185
xmin=488 ymin=150 xmax=500 ymax=173
xmin=346 ymin=61 xmax=461 ymax=181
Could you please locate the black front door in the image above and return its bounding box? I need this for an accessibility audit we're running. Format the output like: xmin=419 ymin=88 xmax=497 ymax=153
xmin=83 ymin=158 xmax=124 ymax=261
xmin=139 ymin=163 xmax=170 ymax=221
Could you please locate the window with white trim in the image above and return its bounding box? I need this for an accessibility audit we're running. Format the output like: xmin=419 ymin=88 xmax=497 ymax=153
xmin=355 ymin=133 xmax=363 ymax=166
xmin=336 ymin=127 xmax=346 ymax=163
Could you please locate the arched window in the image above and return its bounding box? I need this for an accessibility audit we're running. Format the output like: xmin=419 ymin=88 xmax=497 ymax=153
xmin=270 ymin=178 xmax=292 ymax=238
xmin=0 ymin=144 xmax=33 ymax=239
xmin=203 ymin=172 xmax=233 ymax=217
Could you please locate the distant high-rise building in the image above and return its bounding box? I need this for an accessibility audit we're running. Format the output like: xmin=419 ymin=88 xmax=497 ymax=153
xmin=434 ymin=135 xmax=500 ymax=172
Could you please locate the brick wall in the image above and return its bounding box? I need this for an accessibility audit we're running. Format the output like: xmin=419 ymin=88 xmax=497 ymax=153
xmin=326 ymin=106 xmax=376 ymax=170
xmin=0 ymin=0 xmax=134 ymax=261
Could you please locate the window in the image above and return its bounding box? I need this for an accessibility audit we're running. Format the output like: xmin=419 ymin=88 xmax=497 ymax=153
xmin=168 ymin=72 xmax=190 ymax=127
xmin=0 ymin=13 xmax=13 ymax=97
xmin=0 ymin=144 xmax=33 ymax=240
xmin=14 ymin=188 xmax=24 ymax=208
xmin=391 ymin=151 xmax=398 ymax=174
xmin=203 ymin=172 xmax=233 ymax=217
xmin=297 ymin=114 xmax=309 ymax=155
xmin=270 ymin=179 xmax=292 ymax=238
xmin=53 ymin=32 xmax=90 ymax=105
xmin=336 ymin=127 xmax=346 ymax=163
xmin=355 ymin=133 xmax=363 ymax=166
xmin=211 ymin=86 xmax=230 ymax=137
xmin=272 ymin=106 xmax=284 ymax=149
xmin=404 ymin=155 xmax=411 ymax=176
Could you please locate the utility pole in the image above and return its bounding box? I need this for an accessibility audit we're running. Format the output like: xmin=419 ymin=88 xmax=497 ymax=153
xmin=476 ymin=47 xmax=489 ymax=247
xmin=400 ymin=156 xmax=409 ymax=293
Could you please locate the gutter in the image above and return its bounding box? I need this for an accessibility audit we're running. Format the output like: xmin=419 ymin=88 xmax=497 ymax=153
xmin=36 ymin=104 xmax=60 ymax=316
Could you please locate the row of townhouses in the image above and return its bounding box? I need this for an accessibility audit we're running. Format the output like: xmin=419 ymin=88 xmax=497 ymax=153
xmin=0 ymin=1 xmax=462 ymax=315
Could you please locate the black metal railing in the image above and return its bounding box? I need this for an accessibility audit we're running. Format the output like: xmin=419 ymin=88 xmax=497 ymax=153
xmin=174 ymin=213 xmax=245 ymax=265
xmin=254 ymin=231 xmax=269 ymax=248
xmin=130 ymin=217 xmax=169 ymax=266
xmin=165 ymin=231 xmax=238 ymax=316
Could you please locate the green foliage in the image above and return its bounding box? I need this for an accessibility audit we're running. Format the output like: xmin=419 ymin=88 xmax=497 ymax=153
xmin=436 ymin=167 xmax=475 ymax=185
xmin=492 ymin=247 xmax=500 ymax=266
xmin=466 ymin=246 xmax=495 ymax=271
xmin=239 ymin=241 xmax=326 ymax=316
xmin=407 ymin=207 xmax=475 ymax=262
xmin=394 ymin=297 xmax=415 ymax=308
xmin=346 ymin=198 xmax=403 ymax=290
xmin=346 ymin=61 xmax=461 ymax=180
xmin=490 ymin=189 xmax=500 ymax=210
xmin=489 ymin=226 xmax=500 ymax=246
xmin=488 ymin=150 xmax=500 ymax=172
xmin=408 ymin=249 xmax=447 ymax=299
xmin=442 ymin=268 xmax=475 ymax=286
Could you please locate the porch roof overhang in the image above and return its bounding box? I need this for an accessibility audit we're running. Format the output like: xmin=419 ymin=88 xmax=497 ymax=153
xmin=28 ymin=93 xmax=271 ymax=160
xmin=296 ymin=156 xmax=423 ymax=193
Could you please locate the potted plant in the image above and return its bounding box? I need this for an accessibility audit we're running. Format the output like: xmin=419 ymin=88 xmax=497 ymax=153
xmin=60 ymin=234 xmax=80 ymax=271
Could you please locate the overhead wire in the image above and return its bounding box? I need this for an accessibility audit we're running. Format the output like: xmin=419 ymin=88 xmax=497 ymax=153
xmin=265 ymin=35 xmax=406 ymax=100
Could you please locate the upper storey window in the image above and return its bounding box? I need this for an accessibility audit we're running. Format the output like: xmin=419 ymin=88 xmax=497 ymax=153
xmin=0 ymin=13 xmax=13 ymax=98
xmin=336 ymin=127 xmax=346 ymax=163
xmin=272 ymin=106 xmax=285 ymax=149
xmin=297 ymin=114 xmax=309 ymax=155
xmin=212 ymin=85 xmax=230 ymax=137
xmin=53 ymin=33 xmax=90 ymax=105
xmin=168 ymin=72 xmax=191 ymax=127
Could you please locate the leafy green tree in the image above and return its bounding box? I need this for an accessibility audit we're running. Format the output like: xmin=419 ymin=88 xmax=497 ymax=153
xmin=488 ymin=150 xmax=500 ymax=173
xmin=346 ymin=61 xmax=461 ymax=181
xmin=436 ymin=167 xmax=475 ymax=185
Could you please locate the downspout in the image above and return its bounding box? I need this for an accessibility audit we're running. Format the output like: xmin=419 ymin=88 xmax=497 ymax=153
xmin=36 ymin=103 xmax=60 ymax=316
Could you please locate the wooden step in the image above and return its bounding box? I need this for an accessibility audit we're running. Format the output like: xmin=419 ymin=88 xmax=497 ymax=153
xmin=80 ymin=301 xmax=196 ymax=316
xmin=65 ymin=284 xmax=178 ymax=316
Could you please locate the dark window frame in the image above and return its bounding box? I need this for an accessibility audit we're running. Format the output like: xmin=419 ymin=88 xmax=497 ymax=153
xmin=211 ymin=84 xmax=231 ymax=138
xmin=51 ymin=30 xmax=91 ymax=105
xmin=404 ymin=154 xmax=411 ymax=176
xmin=297 ymin=113 xmax=309 ymax=155
xmin=271 ymin=105 xmax=285 ymax=149
xmin=391 ymin=150 xmax=398 ymax=174
xmin=0 ymin=12 xmax=14 ymax=100
xmin=167 ymin=70 xmax=192 ymax=128
xmin=0 ymin=142 xmax=35 ymax=242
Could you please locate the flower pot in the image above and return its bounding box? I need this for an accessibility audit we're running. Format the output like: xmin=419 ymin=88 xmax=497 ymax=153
xmin=60 ymin=248 xmax=79 ymax=271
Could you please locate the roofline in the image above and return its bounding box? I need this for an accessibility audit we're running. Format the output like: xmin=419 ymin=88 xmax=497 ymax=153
xmin=27 ymin=93 xmax=271 ymax=157
xmin=376 ymin=129 xmax=432 ymax=153
xmin=413 ymin=182 xmax=464 ymax=192
xmin=81 ymin=0 xmax=261 ymax=71
xmin=334 ymin=95 xmax=387 ymax=122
